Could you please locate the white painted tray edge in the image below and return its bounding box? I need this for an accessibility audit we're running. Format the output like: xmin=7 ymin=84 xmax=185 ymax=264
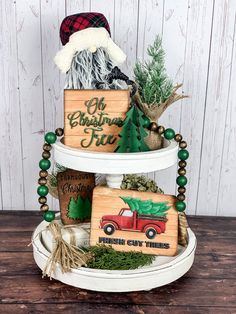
xmin=32 ymin=218 xmax=196 ymax=292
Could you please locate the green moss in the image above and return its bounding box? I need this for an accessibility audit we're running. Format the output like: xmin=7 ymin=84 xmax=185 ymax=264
xmin=85 ymin=245 xmax=155 ymax=270
xmin=121 ymin=174 xmax=164 ymax=194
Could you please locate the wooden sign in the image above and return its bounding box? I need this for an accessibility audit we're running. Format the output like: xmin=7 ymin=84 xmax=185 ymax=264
xmin=64 ymin=90 xmax=130 ymax=152
xmin=57 ymin=169 xmax=95 ymax=225
xmin=90 ymin=186 xmax=178 ymax=256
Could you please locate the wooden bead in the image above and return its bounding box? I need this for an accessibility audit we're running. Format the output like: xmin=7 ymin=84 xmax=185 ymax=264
xmin=178 ymin=187 xmax=186 ymax=194
xmin=43 ymin=210 xmax=55 ymax=222
xmin=143 ymin=116 xmax=151 ymax=128
xmin=42 ymin=151 xmax=51 ymax=159
xmin=37 ymin=185 xmax=48 ymax=196
xmin=38 ymin=177 xmax=47 ymax=185
xmin=157 ymin=126 xmax=165 ymax=134
xmin=40 ymin=204 xmax=49 ymax=211
xmin=39 ymin=170 xmax=48 ymax=178
xmin=178 ymin=149 xmax=189 ymax=160
xmin=150 ymin=122 xmax=158 ymax=132
xmin=175 ymin=201 xmax=186 ymax=212
xmin=55 ymin=128 xmax=64 ymax=136
xmin=164 ymin=128 xmax=175 ymax=140
xmin=38 ymin=196 xmax=47 ymax=204
xmin=177 ymin=194 xmax=186 ymax=201
xmin=175 ymin=134 xmax=182 ymax=142
xmin=177 ymin=175 xmax=187 ymax=186
xmin=45 ymin=132 xmax=57 ymax=144
xmin=179 ymin=141 xmax=187 ymax=149
xmin=43 ymin=143 xmax=52 ymax=151
xmin=178 ymin=167 xmax=186 ymax=176
xmin=178 ymin=161 xmax=187 ymax=168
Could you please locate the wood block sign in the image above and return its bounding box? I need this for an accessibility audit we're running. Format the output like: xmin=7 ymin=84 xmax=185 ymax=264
xmin=64 ymin=89 xmax=130 ymax=152
xmin=57 ymin=169 xmax=95 ymax=225
xmin=90 ymin=186 xmax=178 ymax=256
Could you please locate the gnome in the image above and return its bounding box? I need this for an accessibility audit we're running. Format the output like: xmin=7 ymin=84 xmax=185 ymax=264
xmin=54 ymin=12 xmax=127 ymax=90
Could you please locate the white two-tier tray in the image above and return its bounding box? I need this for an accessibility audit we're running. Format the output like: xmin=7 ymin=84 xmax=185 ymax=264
xmin=32 ymin=138 xmax=197 ymax=292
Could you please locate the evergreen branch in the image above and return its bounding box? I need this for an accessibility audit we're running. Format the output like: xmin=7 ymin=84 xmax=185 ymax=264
xmin=134 ymin=35 xmax=174 ymax=106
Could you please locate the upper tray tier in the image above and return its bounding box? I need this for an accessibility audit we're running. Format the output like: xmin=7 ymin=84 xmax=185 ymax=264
xmin=53 ymin=138 xmax=178 ymax=174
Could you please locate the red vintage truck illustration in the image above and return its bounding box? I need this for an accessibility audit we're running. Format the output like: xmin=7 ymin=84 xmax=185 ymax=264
xmin=100 ymin=196 xmax=170 ymax=239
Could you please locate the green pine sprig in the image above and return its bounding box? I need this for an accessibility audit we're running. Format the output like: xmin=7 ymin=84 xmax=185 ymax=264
xmin=86 ymin=245 xmax=155 ymax=270
xmin=134 ymin=35 xmax=174 ymax=105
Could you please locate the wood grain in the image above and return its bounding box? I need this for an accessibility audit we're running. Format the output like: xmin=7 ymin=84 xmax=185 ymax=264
xmin=181 ymin=0 xmax=214 ymax=215
xmin=90 ymin=0 xmax=115 ymax=37
xmin=0 ymin=211 xmax=236 ymax=312
xmin=0 ymin=275 xmax=235 ymax=307
xmin=64 ymin=90 xmax=129 ymax=151
xmin=1 ymin=0 xmax=236 ymax=217
xmin=0 ymin=304 xmax=235 ymax=314
xmin=64 ymin=136 xmax=120 ymax=152
xmin=0 ymin=0 xmax=24 ymax=210
xmin=90 ymin=187 xmax=178 ymax=255
xmin=197 ymin=0 xmax=236 ymax=215
xmin=15 ymin=0 xmax=45 ymax=210
xmin=136 ymin=0 xmax=164 ymax=182
xmin=217 ymin=11 xmax=236 ymax=216
xmin=64 ymin=90 xmax=130 ymax=101
xmin=157 ymin=0 xmax=189 ymax=194
xmin=57 ymin=169 xmax=95 ymax=225
xmin=40 ymin=0 xmax=65 ymax=211
xmin=114 ymin=0 xmax=138 ymax=76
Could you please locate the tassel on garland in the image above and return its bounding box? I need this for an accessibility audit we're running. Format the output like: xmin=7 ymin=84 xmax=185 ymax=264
xmin=43 ymin=221 xmax=92 ymax=278
xmin=178 ymin=212 xmax=189 ymax=247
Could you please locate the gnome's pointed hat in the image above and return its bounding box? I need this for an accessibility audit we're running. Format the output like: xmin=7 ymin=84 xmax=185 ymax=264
xmin=54 ymin=12 xmax=126 ymax=73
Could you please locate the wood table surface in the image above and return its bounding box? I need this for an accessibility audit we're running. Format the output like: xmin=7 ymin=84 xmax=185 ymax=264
xmin=0 ymin=211 xmax=235 ymax=314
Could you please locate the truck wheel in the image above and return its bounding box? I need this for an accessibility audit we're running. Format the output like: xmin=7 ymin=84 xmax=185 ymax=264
xmin=145 ymin=228 xmax=157 ymax=239
xmin=104 ymin=224 xmax=115 ymax=235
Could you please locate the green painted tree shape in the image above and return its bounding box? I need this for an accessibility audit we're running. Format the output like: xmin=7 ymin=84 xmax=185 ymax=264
xmin=115 ymin=105 xmax=150 ymax=153
xmin=120 ymin=196 xmax=170 ymax=217
xmin=67 ymin=197 xmax=79 ymax=220
xmin=83 ymin=197 xmax=92 ymax=220
xmin=67 ymin=196 xmax=92 ymax=221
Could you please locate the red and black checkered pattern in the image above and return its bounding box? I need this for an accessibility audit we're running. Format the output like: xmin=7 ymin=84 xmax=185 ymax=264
xmin=60 ymin=12 xmax=111 ymax=45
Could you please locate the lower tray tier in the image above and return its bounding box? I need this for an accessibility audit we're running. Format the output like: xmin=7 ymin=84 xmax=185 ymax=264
xmin=32 ymin=216 xmax=197 ymax=292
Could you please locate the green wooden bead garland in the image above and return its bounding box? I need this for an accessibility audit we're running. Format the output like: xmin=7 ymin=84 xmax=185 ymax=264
xmin=43 ymin=210 xmax=56 ymax=222
xmin=164 ymin=128 xmax=175 ymax=140
xmin=37 ymin=128 xmax=64 ymax=222
xmin=160 ymin=125 xmax=189 ymax=213
xmin=37 ymin=126 xmax=189 ymax=219
xmin=45 ymin=132 xmax=57 ymax=144
xmin=142 ymin=116 xmax=151 ymax=128
xmin=39 ymin=159 xmax=51 ymax=171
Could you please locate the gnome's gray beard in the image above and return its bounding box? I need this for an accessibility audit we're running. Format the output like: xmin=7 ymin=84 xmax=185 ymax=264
xmin=65 ymin=48 xmax=126 ymax=90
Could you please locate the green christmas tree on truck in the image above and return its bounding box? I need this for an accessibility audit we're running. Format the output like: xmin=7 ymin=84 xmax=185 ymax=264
xmin=120 ymin=196 xmax=170 ymax=217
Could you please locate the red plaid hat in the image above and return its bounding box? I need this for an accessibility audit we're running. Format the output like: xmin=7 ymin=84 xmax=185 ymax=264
xmin=60 ymin=12 xmax=111 ymax=45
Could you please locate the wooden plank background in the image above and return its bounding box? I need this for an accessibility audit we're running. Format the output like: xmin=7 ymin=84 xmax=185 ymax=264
xmin=0 ymin=0 xmax=235 ymax=216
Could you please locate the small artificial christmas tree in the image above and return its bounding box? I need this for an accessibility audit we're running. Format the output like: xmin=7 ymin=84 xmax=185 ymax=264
xmin=133 ymin=35 xmax=187 ymax=150
xmin=115 ymin=105 xmax=150 ymax=153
